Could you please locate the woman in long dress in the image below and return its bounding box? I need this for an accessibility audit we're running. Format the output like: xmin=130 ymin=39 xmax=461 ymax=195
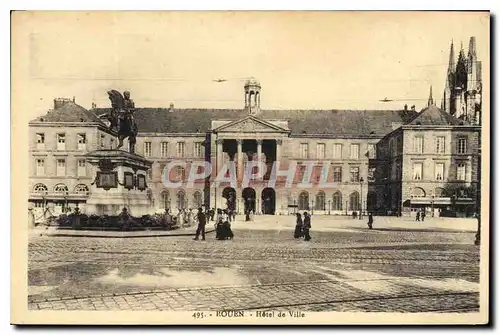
xmin=293 ymin=213 xmax=303 ymax=239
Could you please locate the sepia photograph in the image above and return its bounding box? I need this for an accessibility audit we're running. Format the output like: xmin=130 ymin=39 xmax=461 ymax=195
xmin=10 ymin=10 xmax=490 ymax=325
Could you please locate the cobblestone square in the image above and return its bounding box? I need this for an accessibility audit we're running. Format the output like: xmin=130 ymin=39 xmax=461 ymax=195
xmin=28 ymin=217 xmax=480 ymax=313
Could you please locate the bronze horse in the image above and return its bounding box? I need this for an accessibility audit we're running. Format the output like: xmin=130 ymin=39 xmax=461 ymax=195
xmin=102 ymin=90 xmax=138 ymax=154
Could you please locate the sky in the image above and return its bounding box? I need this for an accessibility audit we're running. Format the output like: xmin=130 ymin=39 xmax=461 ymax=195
xmin=13 ymin=11 xmax=489 ymax=118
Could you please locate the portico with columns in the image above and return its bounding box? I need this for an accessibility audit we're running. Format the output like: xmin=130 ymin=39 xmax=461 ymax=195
xmin=210 ymin=115 xmax=290 ymax=214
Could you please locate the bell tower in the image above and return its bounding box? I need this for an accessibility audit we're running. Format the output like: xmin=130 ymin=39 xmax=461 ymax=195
xmin=244 ymin=77 xmax=261 ymax=114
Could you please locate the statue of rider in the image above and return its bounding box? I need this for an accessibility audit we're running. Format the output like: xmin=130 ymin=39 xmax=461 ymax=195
xmin=122 ymin=91 xmax=136 ymax=125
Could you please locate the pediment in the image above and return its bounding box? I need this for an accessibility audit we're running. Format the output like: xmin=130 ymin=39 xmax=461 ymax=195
xmin=214 ymin=116 xmax=289 ymax=133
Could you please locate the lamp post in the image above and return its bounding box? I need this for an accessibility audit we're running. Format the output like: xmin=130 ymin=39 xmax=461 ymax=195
xmin=293 ymin=199 xmax=297 ymax=215
xmin=359 ymin=177 xmax=364 ymax=220
xmin=311 ymin=200 xmax=314 ymax=215
xmin=345 ymin=200 xmax=348 ymax=216
xmin=64 ymin=191 xmax=69 ymax=213
xmin=431 ymin=195 xmax=435 ymax=218
xmin=328 ymin=200 xmax=331 ymax=215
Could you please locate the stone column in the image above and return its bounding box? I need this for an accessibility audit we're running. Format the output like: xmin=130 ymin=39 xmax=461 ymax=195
xmin=257 ymin=139 xmax=263 ymax=162
xmin=276 ymin=139 xmax=282 ymax=162
xmin=237 ymin=139 xmax=243 ymax=182
xmin=216 ymin=139 xmax=224 ymax=175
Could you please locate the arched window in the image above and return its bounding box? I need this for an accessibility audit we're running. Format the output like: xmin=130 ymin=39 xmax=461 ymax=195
xmin=315 ymin=191 xmax=325 ymax=210
xmin=434 ymin=187 xmax=447 ymax=197
xmin=161 ymin=190 xmax=170 ymax=209
xmin=332 ymin=191 xmax=342 ymax=211
xmin=298 ymin=191 xmax=309 ymax=210
xmin=177 ymin=190 xmax=186 ymax=210
xmin=74 ymin=184 xmax=89 ymax=195
xmin=33 ymin=183 xmax=48 ymax=194
xmin=411 ymin=187 xmax=426 ymax=198
xmin=193 ymin=191 xmax=203 ymax=208
xmin=349 ymin=191 xmax=360 ymax=211
xmin=54 ymin=184 xmax=69 ymax=194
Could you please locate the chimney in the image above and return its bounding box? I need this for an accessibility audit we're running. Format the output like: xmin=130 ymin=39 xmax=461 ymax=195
xmin=411 ymin=105 xmax=416 ymax=112
xmin=53 ymin=97 xmax=73 ymax=109
xmin=404 ymin=104 xmax=408 ymax=111
xmin=169 ymin=103 xmax=174 ymax=112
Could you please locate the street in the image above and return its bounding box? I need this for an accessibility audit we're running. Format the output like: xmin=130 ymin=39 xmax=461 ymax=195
xmin=28 ymin=217 xmax=480 ymax=312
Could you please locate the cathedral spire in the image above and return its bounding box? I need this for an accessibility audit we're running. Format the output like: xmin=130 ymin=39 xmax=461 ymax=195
xmin=447 ymin=40 xmax=455 ymax=75
xmin=427 ymin=85 xmax=434 ymax=106
xmin=468 ymin=36 xmax=477 ymax=60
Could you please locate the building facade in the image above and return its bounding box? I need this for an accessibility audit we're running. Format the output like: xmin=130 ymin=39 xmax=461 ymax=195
xmin=28 ymin=78 xmax=482 ymax=218
xmin=28 ymin=98 xmax=116 ymax=220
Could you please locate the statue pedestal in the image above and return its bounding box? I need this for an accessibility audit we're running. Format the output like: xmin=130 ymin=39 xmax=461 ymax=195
xmin=85 ymin=150 xmax=153 ymax=217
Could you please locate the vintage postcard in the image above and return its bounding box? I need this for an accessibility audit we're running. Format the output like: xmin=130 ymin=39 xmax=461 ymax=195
xmin=11 ymin=11 xmax=490 ymax=325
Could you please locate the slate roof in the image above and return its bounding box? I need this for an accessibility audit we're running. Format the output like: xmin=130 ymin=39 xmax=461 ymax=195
xmin=93 ymin=107 xmax=419 ymax=137
xmin=407 ymin=105 xmax=468 ymax=126
xmin=31 ymin=102 xmax=106 ymax=126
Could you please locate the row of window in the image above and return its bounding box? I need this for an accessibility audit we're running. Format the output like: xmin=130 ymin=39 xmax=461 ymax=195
xmin=32 ymin=183 xmax=89 ymax=195
xmin=294 ymin=191 xmax=366 ymax=211
xmin=412 ymin=136 xmax=468 ymax=154
xmin=36 ymin=133 xmax=113 ymax=150
xmin=298 ymin=143 xmax=376 ymax=160
xmin=35 ymin=158 xmax=87 ymax=177
xmin=143 ymin=141 xmax=204 ymax=158
xmin=412 ymin=162 xmax=468 ymax=181
xmin=159 ymin=190 xmax=203 ymax=209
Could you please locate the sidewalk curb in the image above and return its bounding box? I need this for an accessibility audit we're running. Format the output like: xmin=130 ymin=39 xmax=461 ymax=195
xmin=37 ymin=229 xmax=215 ymax=239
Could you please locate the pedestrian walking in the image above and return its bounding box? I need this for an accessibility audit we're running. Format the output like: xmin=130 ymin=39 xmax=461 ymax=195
xmin=193 ymin=207 xmax=207 ymax=241
xmin=294 ymin=213 xmax=303 ymax=239
xmin=367 ymin=212 xmax=373 ymax=229
xmin=210 ymin=208 xmax=215 ymax=221
xmin=421 ymin=210 xmax=426 ymax=222
xmin=303 ymin=211 xmax=312 ymax=241
xmin=416 ymin=211 xmax=420 ymax=222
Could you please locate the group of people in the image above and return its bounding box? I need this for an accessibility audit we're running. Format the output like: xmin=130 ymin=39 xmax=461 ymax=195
xmin=293 ymin=212 xmax=312 ymax=241
xmin=416 ymin=210 xmax=426 ymax=222
xmin=192 ymin=207 xmax=235 ymax=241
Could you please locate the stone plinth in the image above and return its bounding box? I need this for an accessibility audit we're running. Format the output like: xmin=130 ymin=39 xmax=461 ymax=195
xmin=85 ymin=150 xmax=153 ymax=217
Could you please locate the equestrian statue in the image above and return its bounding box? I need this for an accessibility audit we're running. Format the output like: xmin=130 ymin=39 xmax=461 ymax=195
xmin=99 ymin=90 xmax=139 ymax=154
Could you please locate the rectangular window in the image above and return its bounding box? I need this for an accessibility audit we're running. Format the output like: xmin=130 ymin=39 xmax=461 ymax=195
xmin=147 ymin=169 xmax=152 ymax=180
xmin=144 ymin=142 xmax=152 ymax=157
xmin=57 ymin=133 xmax=66 ymax=150
xmin=333 ymin=166 xmax=342 ymax=182
xmin=77 ymin=133 xmax=86 ymax=150
xmin=56 ymin=159 xmax=66 ymax=177
xmin=349 ymin=167 xmax=360 ymax=182
xmin=100 ymin=134 xmax=105 ymax=149
xmin=177 ymin=142 xmax=185 ymax=157
xmin=176 ymin=166 xmax=185 ymax=181
xmin=316 ymin=143 xmax=325 ymax=159
xmin=457 ymin=162 xmax=466 ymax=181
xmin=333 ymin=144 xmax=342 ymax=159
xmin=367 ymin=167 xmax=376 ymax=182
xmin=413 ymin=162 xmax=423 ymax=180
xmin=194 ymin=142 xmax=203 ymax=158
xmin=36 ymin=159 xmax=45 ymax=176
xmin=36 ymin=133 xmax=45 ymax=150
xmin=435 ymin=136 xmax=445 ymax=154
xmin=299 ymin=143 xmax=309 ymax=159
xmin=435 ymin=163 xmax=444 ymax=181
xmin=368 ymin=144 xmax=376 ymax=159
xmin=161 ymin=142 xmax=168 ymax=157
xmin=350 ymin=144 xmax=359 ymax=159
xmin=413 ymin=136 xmax=424 ymax=154
xmin=77 ymin=159 xmax=86 ymax=177
xmin=457 ymin=138 xmax=467 ymax=154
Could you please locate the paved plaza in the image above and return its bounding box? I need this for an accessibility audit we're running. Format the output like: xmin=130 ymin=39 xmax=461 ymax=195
xmin=28 ymin=216 xmax=480 ymax=312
